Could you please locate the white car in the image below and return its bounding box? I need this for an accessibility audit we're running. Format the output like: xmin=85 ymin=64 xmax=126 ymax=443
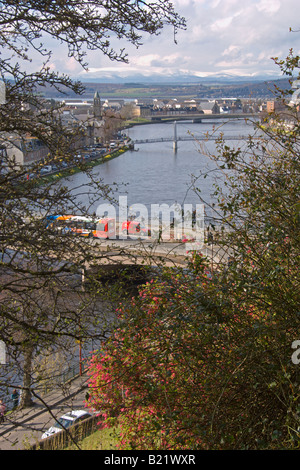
xmin=41 ymin=409 xmax=92 ymax=439
xmin=40 ymin=165 xmax=52 ymax=175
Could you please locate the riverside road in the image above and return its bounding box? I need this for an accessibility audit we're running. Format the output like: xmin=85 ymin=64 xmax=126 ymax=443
xmin=0 ymin=373 xmax=89 ymax=450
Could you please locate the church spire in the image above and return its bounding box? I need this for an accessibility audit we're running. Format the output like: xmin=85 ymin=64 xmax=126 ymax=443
xmin=93 ymin=91 xmax=101 ymax=118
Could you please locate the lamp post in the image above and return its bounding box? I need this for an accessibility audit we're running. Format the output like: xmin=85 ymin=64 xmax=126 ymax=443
xmin=206 ymin=226 xmax=214 ymax=275
xmin=0 ymin=80 xmax=5 ymax=105
xmin=0 ymin=340 xmax=6 ymax=365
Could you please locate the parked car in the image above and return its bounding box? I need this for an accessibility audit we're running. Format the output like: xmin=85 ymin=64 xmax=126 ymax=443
xmin=40 ymin=165 xmax=52 ymax=175
xmin=41 ymin=409 xmax=92 ymax=439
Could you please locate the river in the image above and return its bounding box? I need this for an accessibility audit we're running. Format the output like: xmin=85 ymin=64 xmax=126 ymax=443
xmin=55 ymin=118 xmax=255 ymax=218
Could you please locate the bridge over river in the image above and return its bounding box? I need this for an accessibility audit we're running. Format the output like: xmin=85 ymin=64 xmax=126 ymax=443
xmin=132 ymin=133 xmax=254 ymax=145
xmin=132 ymin=115 xmax=260 ymax=151
xmin=78 ymin=236 xmax=231 ymax=280
xmin=149 ymin=112 xmax=258 ymax=123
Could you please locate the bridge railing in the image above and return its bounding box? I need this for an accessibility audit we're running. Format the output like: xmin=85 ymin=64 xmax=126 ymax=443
xmin=133 ymin=134 xmax=256 ymax=144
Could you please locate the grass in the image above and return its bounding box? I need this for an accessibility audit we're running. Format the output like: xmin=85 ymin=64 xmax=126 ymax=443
xmin=66 ymin=426 xmax=120 ymax=450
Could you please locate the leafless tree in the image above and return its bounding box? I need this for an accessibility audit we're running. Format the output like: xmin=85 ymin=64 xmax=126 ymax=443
xmin=0 ymin=1 xmax=186 ymax=443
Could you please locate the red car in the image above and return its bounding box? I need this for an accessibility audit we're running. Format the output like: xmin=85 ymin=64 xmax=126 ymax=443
xmin=121 ymin=220 xmax=151 ymax=237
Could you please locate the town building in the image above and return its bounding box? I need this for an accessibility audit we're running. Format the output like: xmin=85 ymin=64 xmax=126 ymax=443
xmin=3 ymin=134 xmax=49 ymax=167
xmin=199 ymin=101 xmax=220 ymax=114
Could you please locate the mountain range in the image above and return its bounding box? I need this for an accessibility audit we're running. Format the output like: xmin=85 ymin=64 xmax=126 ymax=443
xmin=76 ymin=71 xmax=284 ymax=85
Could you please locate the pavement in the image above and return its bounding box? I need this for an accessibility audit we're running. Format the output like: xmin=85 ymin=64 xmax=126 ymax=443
xmin=0 ymin=372 xmax=89 ymax=450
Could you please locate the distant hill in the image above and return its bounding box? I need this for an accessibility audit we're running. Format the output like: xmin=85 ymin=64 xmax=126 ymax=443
xmin=37 ymin=77 xmax=291 ymax=100
xmin=195 ymin=78 xmax=291 ymax=99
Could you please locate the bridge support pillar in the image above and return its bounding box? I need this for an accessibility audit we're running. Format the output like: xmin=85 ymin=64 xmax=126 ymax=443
xmin=173 ymin=121 xmax=178 ymax=152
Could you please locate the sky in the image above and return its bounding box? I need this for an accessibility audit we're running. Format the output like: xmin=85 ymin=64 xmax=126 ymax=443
xmin=31 ymin=0 xmax=300 ymax=81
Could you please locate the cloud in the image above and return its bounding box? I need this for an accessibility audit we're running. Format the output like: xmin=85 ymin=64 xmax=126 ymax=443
xmin=131 ymin=54 xmax=165 ymax=68
xmin=256 ymin=0 xmax=281 ymax=14
xmin=22 ymin=0 xmax=300 ymax=81
xmin=210 ymin=16 xmax=235 ymax=31
xmin=222 ymin=45 xmax=242 ymax=58
xmin=64 ymin=57 xmax=82 ymax=73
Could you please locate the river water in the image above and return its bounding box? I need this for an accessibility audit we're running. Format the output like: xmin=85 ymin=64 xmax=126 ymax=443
xmin=57 ymin=118 xmax=255 ymax=218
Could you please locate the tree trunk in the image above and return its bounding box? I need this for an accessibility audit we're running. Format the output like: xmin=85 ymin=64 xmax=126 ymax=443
xmin=20 ymin=343 xmax=34 ymax=408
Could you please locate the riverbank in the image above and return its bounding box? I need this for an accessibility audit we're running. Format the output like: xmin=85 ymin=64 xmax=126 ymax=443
xmin=36 ymin=145 xmax=131 ymax=186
